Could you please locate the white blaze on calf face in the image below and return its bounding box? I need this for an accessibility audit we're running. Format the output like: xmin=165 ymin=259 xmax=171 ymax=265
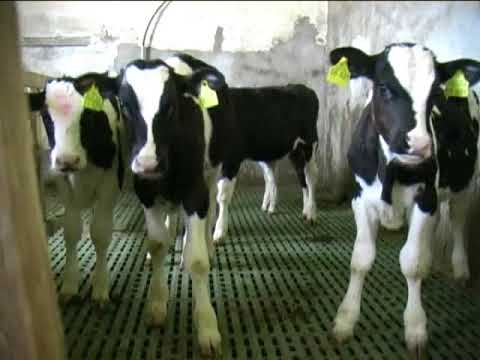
xmin=45 ymin=80 xmax=86 ymax=171
xmin=125 ymin=65 xmax=170 ymax=173
xmin=387 ymin=45 xmax=436 ymax=157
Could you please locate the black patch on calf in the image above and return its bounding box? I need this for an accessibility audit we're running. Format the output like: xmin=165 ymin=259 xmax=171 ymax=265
xmin=431 ymin=94 xmax=478 ymax=193
xmin=80 ymin=109 xmax=116 ymax=169
xmin=347 ymin=103 xmax=379 ymax=186
xmin=221 ymin=84 xmax=319 ymax=185
xmin=40 ymin=109 xmax=55 ymax=148
xmin=415 ymin=183 xmax=437 ymax=214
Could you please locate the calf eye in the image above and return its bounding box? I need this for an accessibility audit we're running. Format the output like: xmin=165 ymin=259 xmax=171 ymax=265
xmin=377 ymin=84 xmax=393 ymax=100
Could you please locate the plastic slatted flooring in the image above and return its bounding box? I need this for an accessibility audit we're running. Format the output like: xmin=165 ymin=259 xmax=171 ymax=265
xmin=45 ymin=187 xmax=480 ymax=359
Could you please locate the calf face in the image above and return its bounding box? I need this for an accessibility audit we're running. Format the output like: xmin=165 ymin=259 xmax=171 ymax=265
xmin=118 ymin=59 xmax=225 ymax=179
xmin=29 ymin=73 xmax=119 ymax=173
xmin=330 ymin=43 xmax=480 ymax=165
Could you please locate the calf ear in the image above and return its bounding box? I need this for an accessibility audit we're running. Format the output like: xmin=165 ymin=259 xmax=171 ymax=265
xmin=182 ymin=67 xmax=226 ymax=97
xmin=329 ymin=47 xmax=377 ymax=80
xmin=437 ymin=59 xmax=480 ymax=86
xmin=27 ymin=91 xmax=45 ymax=112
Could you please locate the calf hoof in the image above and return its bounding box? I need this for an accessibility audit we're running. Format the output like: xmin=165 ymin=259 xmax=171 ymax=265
xmin=212 ymin=233 xmax=225 ymax=245
xmin=59 ymin=291 xmax=80 ymax=305
xmin=267 ymin=208 xmax=275 ymax=215
xmin=60 ymin=282 xmax=80 ymax=304
xmin=405 ymin=328 xmax=427 ymax=360
xmin=407 ymin=343 xmax=427 ymax=360
xmin=332 ymin=322 xmax=354 ymax=344
xmin=145 ymin=300 xmax=168 ymax=328
xmin=92 ymin=289 xmax=110 ymax=308
xmin=198 ymin=328 xmax=222 ymax=358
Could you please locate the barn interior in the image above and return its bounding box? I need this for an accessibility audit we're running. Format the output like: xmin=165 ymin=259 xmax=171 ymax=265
xmin=3 ymin=1 xmax=480 ymax=359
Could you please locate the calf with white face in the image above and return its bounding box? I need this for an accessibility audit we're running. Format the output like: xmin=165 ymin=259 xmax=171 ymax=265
xmin=329 ymin=43 xmax=480 ymax=356
xmin=28 ymin=73 xmax=125 ymax=305
xmin=118 ymin=59 xmax=227 ymax=356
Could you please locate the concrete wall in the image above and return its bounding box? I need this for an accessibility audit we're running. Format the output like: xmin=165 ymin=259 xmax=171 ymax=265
xmin=17 ymin=1 xmax=480 ymax=198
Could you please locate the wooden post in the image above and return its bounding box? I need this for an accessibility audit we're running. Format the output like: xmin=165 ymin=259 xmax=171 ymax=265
xmin=0 ymin=3 xmax=65 ymax=360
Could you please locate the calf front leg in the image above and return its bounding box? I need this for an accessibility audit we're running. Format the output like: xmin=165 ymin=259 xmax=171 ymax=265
xmin=144 ymin=203 xmax=175 ymax=327
xmin=400 ymin=203 xmax=437 ymax=357
xmin=333 ymin=196 xmax=379 ymax=342
xmin=259 ymin=161 xmax=277 ymax=214
xmin=213 ymin=177 xmax=236 ymax=243
xmin=60 ymin=205 xmax=82 ymax=302
xmin=90 ymin=185 xmax=117 ymax=306
xmin=449 ymin=193 xmax=470 ymax=282
xmin=184 ymin=180 xmax=221 ymax=357
xmin=185 ymin=213 xmax=221 ymax=357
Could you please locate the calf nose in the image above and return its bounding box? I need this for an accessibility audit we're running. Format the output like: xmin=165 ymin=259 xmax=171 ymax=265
xmin=55 ymin=154 xmax=80 ymax=171
xmin=407 ymin=132 xmax=432 ymax=158
xmin=135 ymin=156 xmax=158 ymax=173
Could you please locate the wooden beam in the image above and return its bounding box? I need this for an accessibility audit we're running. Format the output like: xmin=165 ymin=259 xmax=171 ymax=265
xmin=22 ymin=35 xmax=90 ymax=47
xmin=0 ymin=4 xmax=65 ymax=360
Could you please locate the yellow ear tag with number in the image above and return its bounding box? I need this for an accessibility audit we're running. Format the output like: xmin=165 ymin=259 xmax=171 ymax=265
xmin=444 ymin=70 xmax=469 ymax=98
xmin=83 ymin=84 xmax=104 ymax=111
xmin=199 ymin=81 xmax=219 ymax=109
xmin=326 ymin=56 xmax=351 ymax=87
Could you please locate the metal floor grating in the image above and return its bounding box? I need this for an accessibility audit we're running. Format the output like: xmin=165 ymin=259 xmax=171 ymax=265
xmin=45 ymin=187 xmax=480 ymax=359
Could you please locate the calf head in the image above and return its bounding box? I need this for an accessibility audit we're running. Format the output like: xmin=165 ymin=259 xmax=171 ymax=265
xmin=118 ymin=59 xmax=225 ymax=179
xmin=29 ymin=73 xmax=119 ymax=173
xmin=330 ymin=43 xmax=480 ymax=165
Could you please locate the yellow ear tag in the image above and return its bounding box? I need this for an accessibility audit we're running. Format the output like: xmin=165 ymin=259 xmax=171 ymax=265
xmin=326 ymin=56 xmax=351 ymax=87
xmin=199 ymin=81 xmax=219 ymax=109
xmin=83 ymin=84 xmax=104 ymax=111
xmin=445 ymin=70 xmax=469 ymax=98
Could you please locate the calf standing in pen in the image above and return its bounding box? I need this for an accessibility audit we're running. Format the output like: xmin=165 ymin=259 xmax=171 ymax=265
xmin=214 ymin=84 xmax=320 ymax=242
xmin=328 ymin=43 xmax=480 ymax=356
xmin=117 ymin=58 xmax=231 ymax=356
xmin=28 ymin=73 xmax=126 ymax=305
xmin=166 ymin=54 xmax=320 ymax=242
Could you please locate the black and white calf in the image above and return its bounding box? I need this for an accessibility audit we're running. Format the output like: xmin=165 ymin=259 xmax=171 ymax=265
xmin=165 ymin=54 xmax=319 ymax=243
xmin=329 ymin=43 xmax=480 ymax=355
xmin=214 ymin=84 xmax=319 ymax=241
xmin=118 ymin=57 xmax=230 ymax=356
xmin=28 ymin=72 xmax=125 ymax=305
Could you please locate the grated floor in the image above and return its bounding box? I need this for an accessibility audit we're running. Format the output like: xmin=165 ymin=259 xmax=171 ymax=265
xmin=46 ymin=187 xmax=480 ymax=359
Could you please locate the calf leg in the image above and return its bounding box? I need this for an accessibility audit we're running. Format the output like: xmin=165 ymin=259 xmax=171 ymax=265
xmin=449 ymin=193 xmax=470 ymax=282
xmin=60 ymin=204 xmax=82 ymax=302
xmin=400 ymin=204 xmax=436 ymax=356
xmin=333 ymin=196 xmax=379 ymax=342
xmin=259 ymin=161 xmax=277 ymax=214
xmin=289 ymin=144 xmax=309 ymax=219
xmin=184 ymin=179 xmax=221 ymax=356
xmin=304 ymin=148 xmax=318 ymax=222
xmin=213 ymin=177 xmax=236 ymax=243
xmin=90 ymin=182 xmax=117 ymax=305
xmin=144 ymin=203 xmax=175 ymax=327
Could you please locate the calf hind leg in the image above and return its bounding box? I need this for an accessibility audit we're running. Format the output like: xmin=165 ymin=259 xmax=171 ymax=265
xmin=213 ymin=177 xmax=237 ymax=243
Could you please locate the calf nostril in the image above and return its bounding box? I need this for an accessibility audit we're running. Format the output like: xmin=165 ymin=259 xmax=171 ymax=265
xmin=136 ymin=156 xmax=158 ymax=172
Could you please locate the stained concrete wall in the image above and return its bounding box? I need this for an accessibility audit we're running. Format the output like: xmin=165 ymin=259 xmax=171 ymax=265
xmin=17 ymin=1 xmax=480 ymax=199
xmin=18 ymin=1 xmax=329 ymax=188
